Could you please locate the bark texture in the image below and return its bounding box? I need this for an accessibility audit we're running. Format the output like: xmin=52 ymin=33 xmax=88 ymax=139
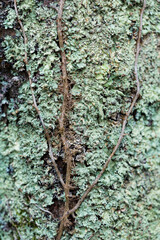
xmin=0 ymin=0 xmax=160 ymax=240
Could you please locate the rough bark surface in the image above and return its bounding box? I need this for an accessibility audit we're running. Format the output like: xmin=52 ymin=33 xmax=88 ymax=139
xmin=0 ymin=0 xmax=160 ymax=240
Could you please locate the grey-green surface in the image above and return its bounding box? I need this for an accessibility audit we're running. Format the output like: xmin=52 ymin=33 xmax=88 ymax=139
xmin=0 ymin=0 xmax=160 ymax=239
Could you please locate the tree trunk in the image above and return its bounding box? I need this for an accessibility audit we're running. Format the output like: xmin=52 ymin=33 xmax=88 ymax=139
xmin=0 ymin=1 xmax=160 ymax=239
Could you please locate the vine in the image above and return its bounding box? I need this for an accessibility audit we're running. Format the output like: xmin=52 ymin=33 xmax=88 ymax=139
xmin=13 ymin=0 xmax=66 ymax=190
xmin=62 ymin=0 xmax=147 ymax=220
xmin=56 ymin=0 xmax=74 ymax=237
xmin=13 ymin=0 xmax=146 ymax=239
xmin=14 ymin=0 xmax=74 ymax=238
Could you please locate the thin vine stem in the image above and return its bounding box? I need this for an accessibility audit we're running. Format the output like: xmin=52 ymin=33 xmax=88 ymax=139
xmin=14 ymin=0 xmax=73 ymax=238
xmin=56 ymin=0 xmax=73 ymax=238
xmin=13 ymin=0 xmax=65 ymax=189
xmin=14 ymin=0 xmax=146 ymax=239
xmin=61 ymin=0 xmax=146 ymax=222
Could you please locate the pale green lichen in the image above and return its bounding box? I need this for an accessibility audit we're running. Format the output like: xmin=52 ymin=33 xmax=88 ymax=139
xmin=0 ymin=0 xmax=160 ymax=239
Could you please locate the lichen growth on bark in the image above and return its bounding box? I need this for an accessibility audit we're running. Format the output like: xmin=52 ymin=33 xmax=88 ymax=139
xmin=0 ymin=0 xmax=160 ymax=239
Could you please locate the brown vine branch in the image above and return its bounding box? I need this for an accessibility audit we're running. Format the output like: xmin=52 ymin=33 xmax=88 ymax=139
xmin=13 ymin=0 xmax=65 ymax=189
xmin=34 ymin=204 xmax=54 ymax=219
xmin=61 ymin=0 xmax=146 ymax=222
xmin=14 ymin=0 xmax=146 ymax=239
xmin=56 ymin=0 xmax=73 ymax=239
